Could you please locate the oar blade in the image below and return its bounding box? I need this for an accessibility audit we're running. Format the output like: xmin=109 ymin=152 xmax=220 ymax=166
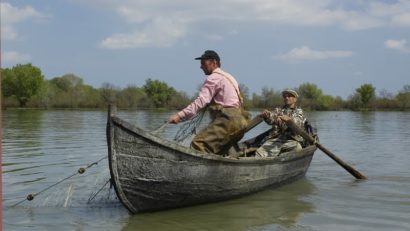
xmin=285 ymin=120 xmax=367 ymax=180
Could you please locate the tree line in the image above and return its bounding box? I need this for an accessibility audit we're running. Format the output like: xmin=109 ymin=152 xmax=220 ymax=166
xmin=2 ymin=63 xmax=410 ymax=111
xmin=1 ymin=63 xmax=191 ymax=109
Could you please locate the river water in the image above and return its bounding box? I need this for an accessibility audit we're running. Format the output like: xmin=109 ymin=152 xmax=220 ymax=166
xmin=2 ymin=109 xmax=410 ymax=231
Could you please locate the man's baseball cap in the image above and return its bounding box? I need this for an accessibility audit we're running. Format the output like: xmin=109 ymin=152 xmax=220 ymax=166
xmin=195 ymin=50 xmax=220 ymax=61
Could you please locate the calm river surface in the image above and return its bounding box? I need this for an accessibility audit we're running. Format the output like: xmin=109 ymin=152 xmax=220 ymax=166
xmin=2 ymin=109 xmax=410 ymax=231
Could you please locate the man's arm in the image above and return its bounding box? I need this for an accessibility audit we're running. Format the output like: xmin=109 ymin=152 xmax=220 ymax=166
xmin=260 ymin=108 xmax=281 ymax=125
xmin=168 ymin=76 xmax=219 ymax=123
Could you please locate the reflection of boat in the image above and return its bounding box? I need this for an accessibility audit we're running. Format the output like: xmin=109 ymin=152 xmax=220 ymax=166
xmin=106 ymin=106 xmax=317 ymax=213
xmin=121 ymin=179 xmax=316 ymax=231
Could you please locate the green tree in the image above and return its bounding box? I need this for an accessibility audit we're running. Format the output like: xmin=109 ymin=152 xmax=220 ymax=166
xmin=317 ymin=95 xmax=334 ymax=110
xmin=396 ymin=84 xmax=410 ymax=110
xmin=78 ymin=84 xmax=101 ymax=108
xmin=167 ymin=91 xmax=191 ymax=109
xmin=2 ymin=63 xmax=44 ymax=107
xmin=44 ymin=80 xmax=68 ymax=107
xmin=239 ymin=83 xmax=252 ymax=109
xmin=143 ymin=78 xmax=176 ymax=107
xmin=297 ymin=83 xmax=323 ymax=110
xmin=117 ymin=85 xmax=149 ymax=108
xmin=346 ymin=93 xmax=362 ymax=110
xmin=100 ymin=82 xmax=120 ymax=105
xmin=374 ymin=89 xmax=396 ymax=109
xmin=50 ymin=74 xmax=83 ymax=92
xmin=27 ymin=80 xmax=52 ymax=108
xmin=49 ymin=74 xmax=87 ymax=108
xmin=356 ymin=83 xmax=376 ymax=108
xmin=298 ymin=83 xmax=323 ymax=100
xmin=259 ymin=87 xmax=282 ymax=108
xmin=332 ymin=96 xmax=346 ymax=110
xmin=251 ymin=92 xmax=262 ymax=109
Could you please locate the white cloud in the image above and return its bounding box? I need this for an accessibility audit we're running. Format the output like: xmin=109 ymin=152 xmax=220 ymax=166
xmin=2 ymin=51 xmax=32 ymax=65
xmin=1 ymin=2 xmax=43 ymax=23
xmin=384 ymin=39 xmax=410 ymax=53
xmin=391 ymin=13 xmax=410 ymax=27
xmin=81 ymin=0 xmax=410 ymax=48
xmin=369 ymin=1 xmax=410 ymax=27
xmin=341 ymin=12 xmax=385 ymax=31
xmin=100 ymin=18 xmax=187 ymax=49
xmin=274 ymin=46 xmax=354 ymax=61
xmin=0 ymin=2 xmax=47 ymax=40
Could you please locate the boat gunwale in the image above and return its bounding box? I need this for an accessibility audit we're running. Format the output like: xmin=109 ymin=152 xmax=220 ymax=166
xmin=110 ymin=116 xmax=317 ymax=164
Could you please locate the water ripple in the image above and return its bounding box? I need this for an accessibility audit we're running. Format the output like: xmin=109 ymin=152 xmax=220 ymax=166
xmin=3 ymin=110 xmax=410 ymax=231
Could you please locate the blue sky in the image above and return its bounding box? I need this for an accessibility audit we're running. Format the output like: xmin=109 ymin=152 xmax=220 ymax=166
xmin=2 ymin=0 xmax=409 ymax=99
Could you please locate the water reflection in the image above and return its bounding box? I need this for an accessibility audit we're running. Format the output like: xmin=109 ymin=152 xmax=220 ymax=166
xmin=3 ymin=110 xmax=410 ymax=231
xmin=122 ymin=179 xmax=316 ymax=231
xmin=352 ymin=111 xmax=376 ymax=136
xmin=2 ymin=110 xmax=109 ymax=206
xmin=3 ymin=109 xmax=43 ymax=129
xmin=3 ymin=109 xmax=44 ymax=154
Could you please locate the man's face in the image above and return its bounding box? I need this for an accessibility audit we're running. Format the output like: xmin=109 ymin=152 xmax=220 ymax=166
xmin=200 ymin=59 xmax=218 ymax=75
xmin=283 ymin=93 xmax=297 ymax=108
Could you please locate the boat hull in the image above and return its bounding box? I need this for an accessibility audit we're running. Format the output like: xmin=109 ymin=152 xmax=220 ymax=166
xmin=107 ymin=114 xmax=316 ymax=213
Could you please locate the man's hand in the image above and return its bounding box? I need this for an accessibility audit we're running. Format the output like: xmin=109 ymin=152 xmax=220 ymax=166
xmin=168 ymin=114 xmax=181 ymax=124
xmin=278 ymin=115 xmax=291 ymax=122
xmin=259 ymin=110 xmax=271 ymax=119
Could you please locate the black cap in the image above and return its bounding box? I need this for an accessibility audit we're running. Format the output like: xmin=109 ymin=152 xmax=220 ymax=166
xmin=195 ymin=50 xmax=220 ymax=61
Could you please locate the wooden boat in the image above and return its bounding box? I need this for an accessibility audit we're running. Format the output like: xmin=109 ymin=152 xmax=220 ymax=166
xmin=106 ymin=106 xmax=317 ymax=213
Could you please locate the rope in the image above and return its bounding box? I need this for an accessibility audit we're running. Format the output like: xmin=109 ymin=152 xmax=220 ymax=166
xmin=87 ymin=178 xmax=111 ymax=203
xmin=152 ymin=121 xmax=168 ymax=134
xmin=11 ymin=155 xmax=108 ymax=207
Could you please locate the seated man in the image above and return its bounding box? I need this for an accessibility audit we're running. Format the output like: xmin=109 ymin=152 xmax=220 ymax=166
xmin=255 ymin=89 xmax=306 ymax=157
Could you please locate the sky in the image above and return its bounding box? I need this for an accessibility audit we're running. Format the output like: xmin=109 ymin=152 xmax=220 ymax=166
xmin=1 ymin=0 xmax=410 ymax=99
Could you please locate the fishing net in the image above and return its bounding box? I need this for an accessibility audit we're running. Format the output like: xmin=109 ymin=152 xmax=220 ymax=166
xmin=173 ymin=108 xmax=207 ymax=143
xmin=10 ymin=158 xmax=120 ymax=209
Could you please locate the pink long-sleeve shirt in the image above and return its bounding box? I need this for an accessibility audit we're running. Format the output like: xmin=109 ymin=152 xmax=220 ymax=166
xmin=177 ymin=68 xmax=241 ymax=120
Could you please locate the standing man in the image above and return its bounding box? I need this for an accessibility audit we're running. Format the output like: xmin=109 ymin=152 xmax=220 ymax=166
xmin=255 ymin=89 xmax=306 ymax=157
xmin=168 ymin=50 xmax=250 ymax=155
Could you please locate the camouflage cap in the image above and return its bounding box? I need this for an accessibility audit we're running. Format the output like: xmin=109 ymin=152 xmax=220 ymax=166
xmin=281 ymin=89 xmax=299 ymax=98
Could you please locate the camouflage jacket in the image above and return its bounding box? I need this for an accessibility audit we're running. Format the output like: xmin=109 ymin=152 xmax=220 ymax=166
xmin=264 ymin=106 xmax=306 ymax=142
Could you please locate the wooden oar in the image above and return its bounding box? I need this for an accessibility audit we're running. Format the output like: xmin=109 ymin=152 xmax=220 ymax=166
xmin=285 ymin=120 xmax=367 ymax=180
xmin=244 ymin=116 xmax=264 ymax=133
xmin=226 ymin=116 xmax=264 ymax=158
